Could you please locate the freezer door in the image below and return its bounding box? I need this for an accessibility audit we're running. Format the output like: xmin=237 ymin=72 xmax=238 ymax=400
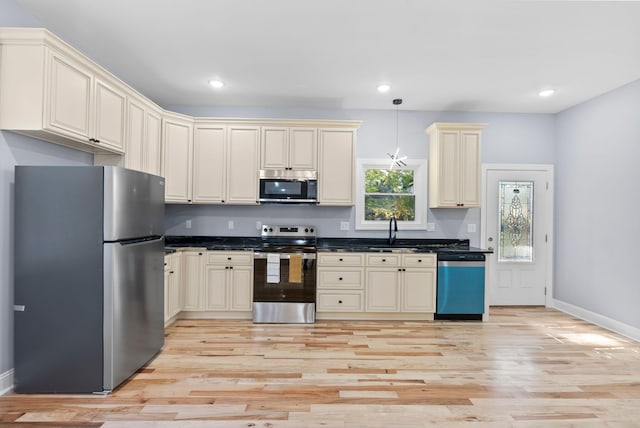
xmin=103 ymin=237 xmax=165 ymax=392
xmin=103 ymin=167 xmax=165 ymax=241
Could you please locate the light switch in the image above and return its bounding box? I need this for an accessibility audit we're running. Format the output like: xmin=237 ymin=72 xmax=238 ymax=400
xmin=185 ymin=219 xmax=192 ymax=229
xmin=228 ymin=220 xmax=234 ymax=230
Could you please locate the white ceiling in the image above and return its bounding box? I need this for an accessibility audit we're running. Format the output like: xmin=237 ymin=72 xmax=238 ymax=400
xmin=15 ymin=0 xmax=640 ymax=113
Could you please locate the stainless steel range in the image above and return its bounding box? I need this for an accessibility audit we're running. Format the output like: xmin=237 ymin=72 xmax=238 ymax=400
xmin=253 ymin=225 xmax=317 ymax=323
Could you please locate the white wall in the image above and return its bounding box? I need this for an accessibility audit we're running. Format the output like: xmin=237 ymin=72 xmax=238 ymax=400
xmin=555 ymin=79 xmax=640 ymax=330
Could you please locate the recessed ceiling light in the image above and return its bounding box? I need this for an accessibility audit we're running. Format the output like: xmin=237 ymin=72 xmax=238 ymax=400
xmin=377 ymin=84 xmax=391 ymax=93
xmin=208 ymin=80 xmax=224 ymax=89
xmin=539 ymin=89 xmax=555 ymax=97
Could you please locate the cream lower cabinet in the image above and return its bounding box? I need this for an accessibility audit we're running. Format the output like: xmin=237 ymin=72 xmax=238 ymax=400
xmin=366 ymin=253 xmax=436 ymax=314
xmin=317 ymin=251 xmax=436 ymax=320
xmin=181 ymin=250 xmax=205 ymax=311
xmin=317 ymin=253 xmax=365 ymax=313
xmin=164 ymin=253 xmax=182 ymax=324
xmin=204 ymin=251 xmax=254 ymax=312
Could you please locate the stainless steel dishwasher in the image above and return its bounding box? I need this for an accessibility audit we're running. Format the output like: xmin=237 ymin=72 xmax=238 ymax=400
xmin=435 ymin=252 xmax=486 ymax=320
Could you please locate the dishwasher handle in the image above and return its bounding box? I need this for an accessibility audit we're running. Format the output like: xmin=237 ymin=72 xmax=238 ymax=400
xmin=438 ymin=261 xmax=485 ymax=268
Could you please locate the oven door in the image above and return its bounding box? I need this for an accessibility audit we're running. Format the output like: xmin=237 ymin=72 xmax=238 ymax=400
xmin=253 ymin=252 xmax=316 ymax=302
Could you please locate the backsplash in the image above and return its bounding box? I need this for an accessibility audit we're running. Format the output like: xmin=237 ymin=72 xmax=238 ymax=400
xmin=164 ymin=204 xmax=482 ymax=247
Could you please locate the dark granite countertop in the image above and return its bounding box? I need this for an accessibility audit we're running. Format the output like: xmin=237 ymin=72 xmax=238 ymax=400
xmin=165 ymin=235 xmax=492 ymax=254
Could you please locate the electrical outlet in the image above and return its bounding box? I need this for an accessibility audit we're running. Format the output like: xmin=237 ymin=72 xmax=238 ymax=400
xmin=467 ymin=223 xmax=477 ymax=233
xmin=340 ymin=221 xmax=350 ymax=231
xmin=185 ymin=219 xmax=192 ymax=229
xmin=228 ymin=220 xmax=234 ymax=230
xmin=256 ymin=221 xmax=262 ymax=230
xmin=426 ymin=222 xmax=436 ymax=232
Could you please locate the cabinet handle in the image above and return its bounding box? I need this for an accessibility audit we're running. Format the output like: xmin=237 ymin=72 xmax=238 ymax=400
xmin=221 ymin=200 xmax=225 ymax=203
xmin=225 ymin=266 xmax=229 ymax=270
xmin=169 ymin=270 xmax=174 ymax=274
xmin=227 ymin=257 xmax=232 ymax=260
xmin=339 ymin=258 xmax=343 ymax=262
xmin=339 ymin=277 xmax=343 ymax=281
xmin=382 ymin=259 xmax=386 ymax=262
xmin=229 ymin=266 xmax=234 ymax=269
xmin=398 ymin=268 xmax=402 ymax=272
xmin=164 ymin=262 xmax=167 ymax=266
xmin=418 ymin=259 xmax=422 ymax=263
xmin=338 ymin=300 xmax=343 ymax=304
xmin=403 ymin=268 xmax=406 ymax=272
xmin=199 ymin=252 xmax=203 ymax=256
xmin=187 ymin=199 xmax=192 ymax=203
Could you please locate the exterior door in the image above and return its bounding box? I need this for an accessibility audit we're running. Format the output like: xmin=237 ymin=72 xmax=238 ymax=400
xmin=482 ymin=165 xmax=553 ymax=306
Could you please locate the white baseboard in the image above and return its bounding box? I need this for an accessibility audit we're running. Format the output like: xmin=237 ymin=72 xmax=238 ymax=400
xmin=553 ymin=299 xmax=640 ymax=343
xmin=0 ymin=369 xmax=13 ymax=396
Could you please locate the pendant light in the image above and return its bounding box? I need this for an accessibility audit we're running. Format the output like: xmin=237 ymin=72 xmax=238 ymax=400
xmin=387 ymin=98 xmax=407 ymax=169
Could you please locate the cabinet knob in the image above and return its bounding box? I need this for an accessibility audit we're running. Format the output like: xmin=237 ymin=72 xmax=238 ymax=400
xmin=398 ymin=268 xmax=402 ymax=272
xmin=227 ymin=257 xmax=232 ymax=260
xmin=339 ymin=258 xmax=343 ymax=262
xmin=169 ymin=270 xmax=174 ymax=274
xmin=339 ymin=277 xmax=343 ymax=281
xmin=225 ymin=266 xmax=229 ymax=270
xmin=382 ymin=259 xmax=386 ymax=262
xmin=229 ymin=266 xmax=234 ymax=269
xmin=199 ymin=252 xmax=203 ymax=255
xmin=338 ymin=300 xmax=343 ymax=304
xmin=221 ymin=200 xmax=225 ymax=203
xmin=418 ymin=259 xmax=422 ymax=263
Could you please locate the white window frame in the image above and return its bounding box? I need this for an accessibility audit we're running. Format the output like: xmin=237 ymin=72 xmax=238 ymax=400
xmin=355 ymin=158 xmax=427 ymax=230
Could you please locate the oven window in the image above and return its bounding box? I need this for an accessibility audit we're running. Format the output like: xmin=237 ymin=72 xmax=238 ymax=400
xmin=263 ymin=180 xmax=302 ymax=197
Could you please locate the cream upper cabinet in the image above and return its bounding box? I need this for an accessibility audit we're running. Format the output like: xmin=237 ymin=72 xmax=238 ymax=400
xmin=261 ymin=127 xmax=316 ymax=171
xmin=193 ymin=124 xmax=227 ymax=203
xmin=162 ymin=113 xmax=194 ymax=203
xmin=226 ymin=125 xmax=260 ymax=204
xmin=426 ymin=123 xmax=485 ymax=208
xmin=125 ymin=96 xmax=162 ymax=176
xmin=0 ymin=31 xmax=127 ymax=154
xmin=317 ymin=128 xmax=357 ymax=205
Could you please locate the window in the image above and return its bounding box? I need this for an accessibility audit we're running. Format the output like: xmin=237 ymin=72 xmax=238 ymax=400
xmin=356 ymin=159 xmax=427 ymax=230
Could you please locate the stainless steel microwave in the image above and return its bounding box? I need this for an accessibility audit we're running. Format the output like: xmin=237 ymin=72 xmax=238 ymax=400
xmin=259 ymin=170 xmax=317 ymax=204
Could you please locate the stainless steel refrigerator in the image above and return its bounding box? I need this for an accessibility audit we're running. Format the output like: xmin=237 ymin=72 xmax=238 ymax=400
xmin=14 ymin=166 xmax=165 ymax=393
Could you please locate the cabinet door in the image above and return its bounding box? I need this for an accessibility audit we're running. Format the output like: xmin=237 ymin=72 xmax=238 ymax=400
xmin=93 ymin=78 xmax=126 ymax=152
xmin=181 ymin=251 xmax=204 ymax=311
xmin=193 ymin=125 xmax=226 ymax=203
xmin=46 ymin=51 xmax=92 ymax=140
xmin=229 ymin=266 xmax=253 ymax=311
xmin=318 ymin=129 xmax=355 ymax=205
xmin=261 ymin=127 xmax=288 ymax=170
xmin=164 ymin=264 xmax=171 ymax=323
xmin=289 ymin=128 xmax=317 ymax=170
xmin=402 ymin=269 xmax=436 ymax=312
xmin=143 ymin=107 xmax=163 ymax=177
xmin=437 ymin=130 xmax=461 ymax=207
xmin=459 ymin=130 xmax=481 ymax=207
xmin=167 ymin=254 xmax=182 ymax=318
xmin=125 ymin=98 xmax=145 ymax=171
xmin=204 ymin=266 xmax=227 ymax=310
xmin=163 ymin=116 xmax=193 ymax=202
xmin=365 ymin=268 xmax=400 ymax=312
xmin=226 ymin=126 xmax=259 ymax=204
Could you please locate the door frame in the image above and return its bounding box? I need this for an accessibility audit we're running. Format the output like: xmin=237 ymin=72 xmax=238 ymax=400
xmin=481 ymin=163 xmax=555 ymax=309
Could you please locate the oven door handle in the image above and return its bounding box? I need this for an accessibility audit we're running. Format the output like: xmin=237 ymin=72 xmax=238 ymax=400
xmin=254 ymin=252 xmax=316 ymax=260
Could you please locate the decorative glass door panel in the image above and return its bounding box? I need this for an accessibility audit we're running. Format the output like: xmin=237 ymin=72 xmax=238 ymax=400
xmin=498 ymin=181 xmax=533 ymax=262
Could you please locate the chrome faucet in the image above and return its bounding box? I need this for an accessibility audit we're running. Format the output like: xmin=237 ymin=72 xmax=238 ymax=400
xmin=388 ymin=216 xmax=398 ymax=246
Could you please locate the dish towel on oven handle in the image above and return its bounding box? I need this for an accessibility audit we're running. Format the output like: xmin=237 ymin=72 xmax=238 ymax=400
xmin=289 ymin=254 xmax=302 ymax=283
xmin=267 ymin=253 xmax=280 ymax=283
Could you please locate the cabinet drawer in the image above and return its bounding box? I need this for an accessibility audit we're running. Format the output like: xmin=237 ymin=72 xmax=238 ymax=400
xmin=317 ymin=291 xmax=363 ymax=312
xmin=207 ymin=251 xmax=253 ymax=266
xmin=317 ymin=253 xmax=364 ymax=266
xmin=366 ymin=253 xmax=401 ymax=267
xmin=317 ymin=267 xmax=363 ymax=289
xmin=402 ymin=253 xmax=437 ymax=268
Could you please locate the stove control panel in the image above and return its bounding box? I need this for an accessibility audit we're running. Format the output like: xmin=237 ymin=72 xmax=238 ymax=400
xmin=261 ymin=225 xmax=315 ymax=238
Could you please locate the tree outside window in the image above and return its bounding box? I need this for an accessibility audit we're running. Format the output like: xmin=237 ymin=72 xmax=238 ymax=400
xmin=356 ymin=159 xmax=427 ymax=230
xmin=364 ymin=169 xmax=415 ymax=221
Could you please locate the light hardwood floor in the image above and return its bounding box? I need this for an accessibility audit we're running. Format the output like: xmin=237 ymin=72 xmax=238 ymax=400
xmin=2 ymin=307 xmax=640 ymax=427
